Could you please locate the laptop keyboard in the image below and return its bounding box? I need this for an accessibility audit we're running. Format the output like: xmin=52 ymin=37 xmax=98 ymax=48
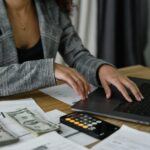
xmin=115 ymin=83 xmax=150 ymax=117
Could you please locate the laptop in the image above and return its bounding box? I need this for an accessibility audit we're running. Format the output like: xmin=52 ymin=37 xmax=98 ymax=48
xmin=72 ymin=77 xmax=150 ymax=125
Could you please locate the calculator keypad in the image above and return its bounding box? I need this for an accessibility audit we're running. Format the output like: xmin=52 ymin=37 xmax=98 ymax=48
xmin=65 ymin=113 xmax=102 ymax=132
xmin=60 ymin=112 xmax=119 ymax=140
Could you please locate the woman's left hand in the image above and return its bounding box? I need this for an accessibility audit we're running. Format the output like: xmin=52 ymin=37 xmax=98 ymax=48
xmin=98 ymin=65 xmax=144 ymax=102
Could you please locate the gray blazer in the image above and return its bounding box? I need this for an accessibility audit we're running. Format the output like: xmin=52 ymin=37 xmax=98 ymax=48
xmin=0 ymin=0 xmax=109 ymax=96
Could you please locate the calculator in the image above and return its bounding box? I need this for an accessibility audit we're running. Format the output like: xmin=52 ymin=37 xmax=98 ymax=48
xmin=60 ymin=112 xmax=119 ymax=140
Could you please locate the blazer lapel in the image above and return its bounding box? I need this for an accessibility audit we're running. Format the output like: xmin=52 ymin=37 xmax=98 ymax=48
xmin=0 ymin=0 xmax=18 ymax=64
xmin=0 ymin=0 xmax=11 ymax=33
xmin=34 ymin=0 xmax=62 ymax=58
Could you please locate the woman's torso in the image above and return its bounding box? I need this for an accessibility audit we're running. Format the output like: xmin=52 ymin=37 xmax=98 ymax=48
xmin=0 ymin=0 xmax=62 ymax=66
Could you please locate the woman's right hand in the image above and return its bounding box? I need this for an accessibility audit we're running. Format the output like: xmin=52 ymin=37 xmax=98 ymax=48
xmin=54 ymin=63 xmax=91 ymax=100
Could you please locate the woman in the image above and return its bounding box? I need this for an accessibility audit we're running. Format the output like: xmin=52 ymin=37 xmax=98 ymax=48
xmin=0 ymin=0 xmax=143 ymax=102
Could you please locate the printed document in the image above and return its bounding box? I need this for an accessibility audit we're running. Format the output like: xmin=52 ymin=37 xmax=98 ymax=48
xmin=92 ymin=125 xmax=150 ymax=150
xmin=1 ymin=132 xmax=88 ymax=150
xmin=40 ymin=84 xmax=97 ymax=105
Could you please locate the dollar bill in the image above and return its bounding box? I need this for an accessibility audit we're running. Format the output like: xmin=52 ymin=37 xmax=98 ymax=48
xmin=0 ymin=122 xmax=19 ymax=146
xmin=7 ymin=108 xmax=60 ymax=136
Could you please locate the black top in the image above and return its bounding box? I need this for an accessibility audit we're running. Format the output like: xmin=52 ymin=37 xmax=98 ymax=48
xmin=17 ymin=39 xmax=44 ymax=64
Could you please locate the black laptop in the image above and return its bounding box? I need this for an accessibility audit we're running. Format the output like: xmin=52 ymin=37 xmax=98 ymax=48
xmin=72 ymin=77 xmax=150 ymax=125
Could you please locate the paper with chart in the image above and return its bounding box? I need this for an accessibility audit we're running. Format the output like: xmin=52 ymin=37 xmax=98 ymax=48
xmin=92 ymin=125 xmax=150 ymax=150
xmin=1 ymin=132 xmax=88 ymax=150
xmin=40 ymin=84 xmax=97 ymax=105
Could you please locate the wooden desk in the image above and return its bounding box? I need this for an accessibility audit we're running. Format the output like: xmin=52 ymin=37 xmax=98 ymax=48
xmin=1 ymin=65 xmax=150 ymax=147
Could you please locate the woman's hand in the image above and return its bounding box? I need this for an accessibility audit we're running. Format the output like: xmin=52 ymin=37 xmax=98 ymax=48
xmin=98 ymin=65 xmax=144 ymax=102
xmin=54 ymin=63 xmax=91 ymax=100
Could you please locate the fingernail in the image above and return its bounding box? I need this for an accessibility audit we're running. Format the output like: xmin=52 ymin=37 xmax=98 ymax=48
xmin=86 ymin=95 xmax=88 ymax=99
xmin=83 ymin=96 xmax=86 ymax=100
xmin=128 ymin=98 xmax=133 ymax=102
xmin=80 ymin=96 xmax=84 ymax=100
xmin=139 ymin=97 xmax=142 ymax=101
xmin=106 ymin=94 xmax=110 ymax=99
xmin=141 ymin=95 xmax=144 ymax=99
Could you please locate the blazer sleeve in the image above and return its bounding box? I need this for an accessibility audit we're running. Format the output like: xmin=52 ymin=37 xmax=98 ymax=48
xmin=58 ymin=11 xmax=111 ymax=87
xmin=0 ymin=59 xmax=56 ymax=96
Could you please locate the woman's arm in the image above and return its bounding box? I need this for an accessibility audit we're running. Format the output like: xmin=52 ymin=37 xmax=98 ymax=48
xmin=57 ymin=8 xmax=143 ymax=102
xmin=58 ymin=10 xmax=110 ymax=87
xmin=0 ymin=59 xmax=55 ymax=96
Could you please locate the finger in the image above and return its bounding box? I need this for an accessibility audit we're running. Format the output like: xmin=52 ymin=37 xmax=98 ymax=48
xmin=121 ymin=78 xmax=142 ymax=101
xmin=65 ymin=70 xmax=87 ymax=100
xmin=64 ymin=74 xmax=84 ymax=99
xmin=73 ymin=77 xmax=87 ymax=99
xmin=126 ymin=78 xmax=144 ymax=99
xmin=111 ymin=80 xmax=133 ymax=102
xmin=78 ymin=76 xmax=91 ymax=94
xmin=72 ymin=70 xmax=90 ymax=97
xmin=75 ymin=75 xmax=90 ymax=97
xmin=101 ymin=80 xmax=111 ymax=99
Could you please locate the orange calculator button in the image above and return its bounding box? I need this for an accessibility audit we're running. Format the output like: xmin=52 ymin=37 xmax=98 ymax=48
xmin=65 ymin=118 xmax=71 ymax=121
xmin=78 ymin=123 xmax=84 ymax=127
xmin=83 ymin=125 xmax=88 ymax=129
xmin=70 ymin=119 xmax=75 ymax=123
xmin=74 ymin=122 xmax=79 ymax=125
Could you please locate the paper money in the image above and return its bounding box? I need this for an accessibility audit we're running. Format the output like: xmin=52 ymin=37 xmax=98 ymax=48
xmin=0 ymin=122 xmax=19 ymax=146
xmin=7 ymin=108 xmax=60 ymax=136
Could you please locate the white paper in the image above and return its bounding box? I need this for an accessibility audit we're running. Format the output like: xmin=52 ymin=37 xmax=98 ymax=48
xmin=0 ymin=98 xmax=45 ymax=114
xmin=46 ymin=110 xmax=79 ymax=137
xmin=46 ymin=109 xmax=66 ymax=124
xmin=92 ymin=125 xmax=150 ymax=150
xmin=40 ymin=84 xmax=81 ymax=105
xmin=40 ymin=84 xmax=97 ymax=106
xmin=46 ymin=110 xmax=98 ymax=146
xmin=0 ymin=99 xmax=47 ymax=143
xmin=1 ymin=132 xmax=88 ymax=150
xmin=68 ymin=132 xmax=98 ymax=146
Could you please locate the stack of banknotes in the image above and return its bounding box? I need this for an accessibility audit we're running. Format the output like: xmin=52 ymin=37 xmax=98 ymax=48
xmin=0 ymin=123 xmax=19 ymax=146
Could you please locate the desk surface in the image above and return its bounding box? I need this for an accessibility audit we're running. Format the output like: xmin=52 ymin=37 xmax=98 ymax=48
xmin=1 ymin=65 xmax=150 ymax=135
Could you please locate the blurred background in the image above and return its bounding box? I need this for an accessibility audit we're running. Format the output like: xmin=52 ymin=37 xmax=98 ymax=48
xmin=56 ymin=0 xmax=150 ymax=68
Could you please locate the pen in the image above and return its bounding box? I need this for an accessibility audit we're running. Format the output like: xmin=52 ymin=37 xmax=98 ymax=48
xmin=1 ymin=112 xmax=6 ymax=118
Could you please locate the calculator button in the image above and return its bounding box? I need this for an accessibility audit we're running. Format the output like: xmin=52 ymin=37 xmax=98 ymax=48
xmin=88 ymin=120 xmax=92 ymax=123
xmin=92 ymin=119 xmax=97 ymax=122
xmin=80 ymin=117 xmax=84 ymax=120
xmin=79 ymin=114 xmax=84 ymax=117
xmin=83 ymin=119 xmax=88 ymax=121
xmin=79 ymin=120 xmax=84 ymax=123
xmin=96 ymin=121 xmax=102 ymax=124
xmin=83 ymin=122 xmax=88 ymax=125
xmin=78 ymin=123 xmax=84 ymax=127
xmin=74 ymin=122 xmax=79 ymax=125
xmin=70 ymin=120 xmax=75 ymax=123
xmin=88 ymin=117 xmax=92 ymax=119
xmin=65 ymin=118 xmax=71 ymax=121
xmin=88 ymin=127 xmax=96 ymax=131
xmin=92 ymin=122 xmax=98 ymax=126
xmin=75 ymin=118 xmax=79 ymax=121
xmin=83 ymin=125 xmax=88 ymax=129
xmin=100 ymin=132 xmax=105 ymax=136
xmin=88 ymin=124 xmax=93 ymax=127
